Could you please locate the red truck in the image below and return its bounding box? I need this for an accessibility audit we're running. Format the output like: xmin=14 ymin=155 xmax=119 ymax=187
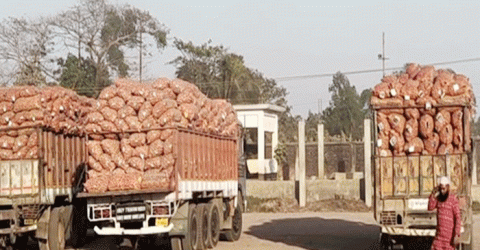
xmin=370 ymin=64 xmax=474 ymax=250
xmin=0 ymin=125 xmax=245 ymax=250
xmin=0 ymin=126 xmax=88 ymax=250
xmin=76 ymin=127 xmax=246 ymax=249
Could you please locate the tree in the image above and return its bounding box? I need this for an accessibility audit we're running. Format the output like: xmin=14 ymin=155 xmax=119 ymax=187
xmin=321 ymin=72 xmax=365 ymax=141
xmin=278 ymin=107 xmax=301 ymax=143
xmin=56 ymin=54 xmax=100 ymax=97
xmin=171 ymin=38 xmax=293 ymax=144
xmin=0 ymin=17 xmax=54 ymax=85
xmin=52 ymin=0 xmax=168 ymax=91
xmin=305 ymin=111 xmax=322 ymax=142
xmin=170 ymin=39 xmax=288 ymax=105
xmin=360 ymin=88 xmax=372 ymax=117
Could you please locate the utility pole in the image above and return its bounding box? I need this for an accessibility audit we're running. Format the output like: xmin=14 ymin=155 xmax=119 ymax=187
xmin=378 ymin=32 xmax=389 ymax=76
xmin=317 ymin=99 xmax=322 ymax=114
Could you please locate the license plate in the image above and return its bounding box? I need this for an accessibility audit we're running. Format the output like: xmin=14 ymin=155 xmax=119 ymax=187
xmin=155 ymin=218 xmax=168 ymax=227
xmin=408 ymin=198 xmax=428 ymax=210
xmin=24 ymin=219 xmax=36 ymax=225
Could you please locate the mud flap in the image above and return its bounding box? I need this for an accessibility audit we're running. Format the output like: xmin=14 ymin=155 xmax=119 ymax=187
xmin=36 ymin=207 xmax=51 ymax=240
xmin=222 ymin=216 xmax=233 ymax=230
xmin=169 ymin=201 xmax=189 ymax=236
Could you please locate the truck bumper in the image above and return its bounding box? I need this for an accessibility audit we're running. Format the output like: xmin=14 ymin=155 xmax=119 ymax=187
xmin=93 ymin=224 xmax=174 ymax=235
xmin=382 ymin=226 xmax=436 ymax=237
xmin=382 ymin=225 xmax=465 ymax=237
xmin=0 ymin=225 xmax=37 ymax=235
xmin=0 ymin=209 xmax=37 ymax=235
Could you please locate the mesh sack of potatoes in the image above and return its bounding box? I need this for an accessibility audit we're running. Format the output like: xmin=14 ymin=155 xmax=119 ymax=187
xmin=371 ymin=64 xmax=475 ymax=156
xmin=83 ymin=77 xmax=243 ymax=192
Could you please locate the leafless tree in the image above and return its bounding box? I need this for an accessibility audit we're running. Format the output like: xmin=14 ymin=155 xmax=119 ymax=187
xmin=52 ymin=0 xmax=168 ymax=86
xmin=0 ymin=17 xmax=55 ymax=85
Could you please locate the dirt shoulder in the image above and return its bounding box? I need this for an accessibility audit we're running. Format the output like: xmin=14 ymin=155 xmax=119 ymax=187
xmin=246 ymin=196 xmax=371 ymax=213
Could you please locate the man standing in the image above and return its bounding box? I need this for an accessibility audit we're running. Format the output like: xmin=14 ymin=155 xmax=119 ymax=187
xmin=428 ymin=176 xmax=461 ymax=250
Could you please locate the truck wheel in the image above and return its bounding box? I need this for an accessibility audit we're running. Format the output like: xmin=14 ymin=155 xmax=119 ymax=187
xmin=223 ymin=196 xmax=243 ymax=242
xmin=48 ymin=207 xmax=66 ymax=250
xmin=182 ymin=203 xmax=201 ymax=250
xmin=206 ymin=202 xmax=220 ymax=248
xmin=198 ymin=204 xmax=208 ymax=249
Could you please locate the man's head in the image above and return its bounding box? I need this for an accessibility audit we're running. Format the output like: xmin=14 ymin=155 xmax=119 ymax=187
xmin=438 ymin=176 xmax=450 ymax=202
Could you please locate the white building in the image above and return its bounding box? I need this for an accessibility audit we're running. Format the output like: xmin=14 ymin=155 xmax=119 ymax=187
xmin=233 ymin=104 xmax=286 ymax=180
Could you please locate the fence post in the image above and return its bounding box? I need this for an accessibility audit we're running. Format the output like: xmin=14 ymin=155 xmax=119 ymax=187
xmin=364 ymin=119 xmax=372 ymax=207
xmin=298 ymin=120 xmax=306 ymax=207
xmin=318 ymin=124 xmax=324 ymax=179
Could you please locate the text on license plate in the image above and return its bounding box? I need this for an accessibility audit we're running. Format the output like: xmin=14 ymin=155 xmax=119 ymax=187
xmin=155 ymin=218 xmax=169 ymax=227
xmin=408 ymin=198 xmax=429 ymax=210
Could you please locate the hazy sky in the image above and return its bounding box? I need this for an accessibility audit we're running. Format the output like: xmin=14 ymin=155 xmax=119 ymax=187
xmin=1 ymin=0 xmax=479 ymax=118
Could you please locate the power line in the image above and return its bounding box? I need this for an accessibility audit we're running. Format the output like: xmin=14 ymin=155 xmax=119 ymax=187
xmin=274 ymin=57 xmax=480 ymax=82
xmin=60 ymin=56 xmax=480 ymax=97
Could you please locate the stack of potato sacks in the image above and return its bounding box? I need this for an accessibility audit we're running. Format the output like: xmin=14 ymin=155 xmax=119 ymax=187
xmin=371 ymin=64 xmax=475 ymax=194
xmin=83 ymin=78 xmax=241 ymax=193
xmin=371 ymin=63 xmax=475 ymax=156
xmin=0 ymin=86 xmax=92 ymax=160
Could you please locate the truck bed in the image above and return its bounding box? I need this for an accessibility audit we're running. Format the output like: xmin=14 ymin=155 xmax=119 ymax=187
xmin=0 ymin=126 xmax=87 ymax=205
xmin=82 ymin=128 xmax=239 ymax=199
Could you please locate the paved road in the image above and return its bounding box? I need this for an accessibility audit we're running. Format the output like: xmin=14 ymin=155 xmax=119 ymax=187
xmin=216 ymin=212 xmax=382 ymax=250
xmin=26 ymin=212 xmax=479 ymax=249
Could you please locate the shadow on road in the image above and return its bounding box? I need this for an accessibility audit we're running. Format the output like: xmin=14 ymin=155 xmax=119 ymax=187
xmin=246 ymin=217 xmax=382 ymax=250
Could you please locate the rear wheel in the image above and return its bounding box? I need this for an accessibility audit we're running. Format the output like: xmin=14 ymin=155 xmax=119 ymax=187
xmin=198 ymin=204 xmax=208 ymax=249
xmin=223 ymin=195 xmax=243 ymax=242
xmin=48 ymin=207 xmax=66 ymax=250
xmin=182 ymin=203 xmax=201 ymax=250
xmin=206 ymin=202 xmax=220 ymax=248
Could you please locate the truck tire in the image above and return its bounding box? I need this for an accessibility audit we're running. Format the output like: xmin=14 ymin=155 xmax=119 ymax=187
xmin=48 ymin=207 xmax=66 ymax=250
xmin=222 ymin=195 xmax=243 ymax=242
xmin=198 ymin=204 xmax=208 ymax=249
xmin=206 ymin=202 xmax=220 ymax=248
xmin=182 ymin=203 xmax=201 ymax=250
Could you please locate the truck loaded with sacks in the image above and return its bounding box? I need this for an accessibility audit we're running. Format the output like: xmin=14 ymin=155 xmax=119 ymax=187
xmin=370 ymin=63 xmax=475 ymax=249
xmin=78 ymin=78 xmax=246 ymax=250
xmin=0 ymin=77 xmax=245 ymax=250
xmin=0 ymin=86 xmax=92 ymax=249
